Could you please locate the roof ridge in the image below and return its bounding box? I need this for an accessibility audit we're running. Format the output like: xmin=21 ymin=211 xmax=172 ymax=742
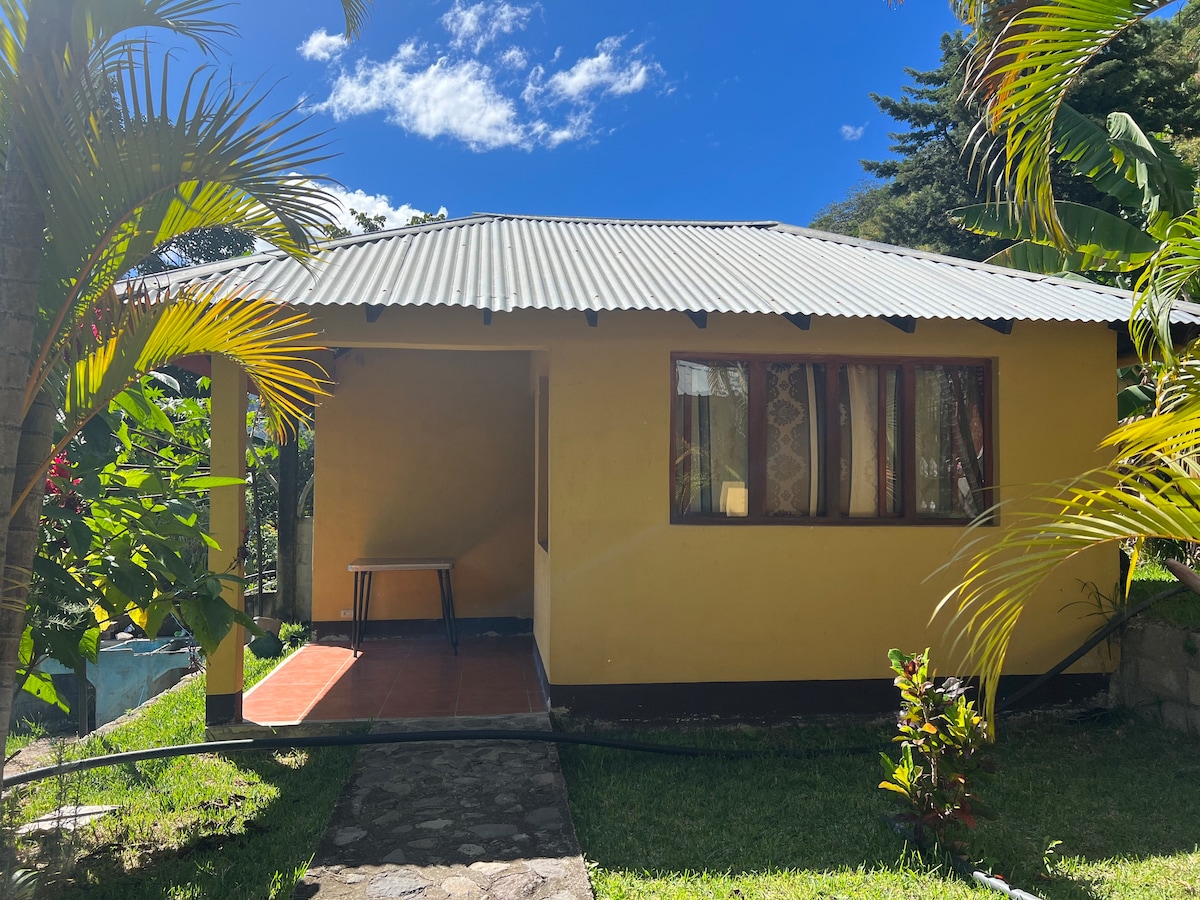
xmin=770 ymin=222 xmax=1133 ymax=299
xmin=469 ymin=212 xmax=782 ymax=228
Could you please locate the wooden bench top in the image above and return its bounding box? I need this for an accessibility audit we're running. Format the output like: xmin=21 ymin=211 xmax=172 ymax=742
xmin=348 ymin=557 xmax=455 ymax=572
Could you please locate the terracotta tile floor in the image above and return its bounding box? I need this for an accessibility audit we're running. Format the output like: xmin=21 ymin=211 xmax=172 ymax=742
xmin=242 ymin=636 xmax=546 ymax=725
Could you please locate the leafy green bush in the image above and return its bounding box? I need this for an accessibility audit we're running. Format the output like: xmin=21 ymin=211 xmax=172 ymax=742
xmin=279 ymin=621 xmax=310 ymax=649
xmin=878 ymin=648 xmax=993 ymax=851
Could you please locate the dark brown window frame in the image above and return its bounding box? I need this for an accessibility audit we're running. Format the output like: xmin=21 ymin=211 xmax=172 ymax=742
xmin=669 ymin=351 xmax=995 ymax=526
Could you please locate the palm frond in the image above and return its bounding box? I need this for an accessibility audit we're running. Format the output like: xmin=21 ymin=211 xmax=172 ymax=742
xmin=0 ymin=1 xmax=233 ymax=118
xmin=75 ymin=1 xmax=235 ymax=56
xmin=340 ymin=0 xmax=374 ymax=38
xmin=60 ymin=284 xmax=328 ymax=444
xmin=0 ymin=0 xmax=24 ymax=85
xmin=24 ymin=44 xmax=333 ymax=277
xmin=938 ymin=338 xmax=1200 ymax=720
xmin=1099 ymin=353 xmax=1200 ymax=458
xmin=963 ymin=0 xmax=1175 ymax=243
xmin=952 ymin=0 xmax=989 ymax=27
xmin=17 ymin=44 xmax=338 ymax=413
xmin=1131 ymin=213 xmax=1200 ymax=361
xmin=937 ymin=458 xmax=1200 ymax=724
xmin=15 ymin=283 xmax=328 ymax=514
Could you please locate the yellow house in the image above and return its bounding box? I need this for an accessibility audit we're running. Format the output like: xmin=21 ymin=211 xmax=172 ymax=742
xmin=164 ymin=214 xmax=1155 ymax=726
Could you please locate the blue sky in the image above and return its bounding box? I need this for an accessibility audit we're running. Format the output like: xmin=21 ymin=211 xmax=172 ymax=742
xmin=175 ymin=1 xmax=965 ymax=231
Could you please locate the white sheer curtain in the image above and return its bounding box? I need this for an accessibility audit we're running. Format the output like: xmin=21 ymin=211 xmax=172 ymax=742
xmin=845 ymin=364 xmax=880 ymax=517
xmin=675 ymin=361 xmax=748 ymax=516
xmin=915 ymin=365 xmax=985 ymax=518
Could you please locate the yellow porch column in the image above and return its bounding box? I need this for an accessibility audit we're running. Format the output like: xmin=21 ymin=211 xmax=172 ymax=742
xmin=205 ymin=355 xmax=247 ymax=726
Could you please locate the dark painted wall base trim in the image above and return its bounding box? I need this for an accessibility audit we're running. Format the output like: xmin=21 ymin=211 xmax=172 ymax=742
xmin=531 ymin=636 xmax=550 ymax=710
xmin=548 ymin=673 xmax=1108 ymax=721
xmin=206 ymin=691 xmax=243 ymax=727
xmin=313 ymin=616 xmax=533 ymax=642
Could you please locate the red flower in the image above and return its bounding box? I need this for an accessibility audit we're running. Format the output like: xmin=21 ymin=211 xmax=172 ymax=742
xmin=45 ymin=454 xmax=85 ymax=515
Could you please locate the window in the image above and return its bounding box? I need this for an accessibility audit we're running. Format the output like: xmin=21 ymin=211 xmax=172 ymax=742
xmin=671 ymin=354 xmax=991 ymax=524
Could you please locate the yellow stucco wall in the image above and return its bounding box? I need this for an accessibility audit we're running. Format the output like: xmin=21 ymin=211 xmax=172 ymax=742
xmin=309 ymin=304 xmax=1118 ymax=687
xmin=312 ymin=348 xmax=535 ymax=623
xmin=532 ymin=352 xmax=553 ymax=675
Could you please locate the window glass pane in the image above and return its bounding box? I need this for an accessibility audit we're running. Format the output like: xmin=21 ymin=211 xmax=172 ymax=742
xmin=838 ymin=364 xmax=881 ymax=517
xmin=765 ymin=363 xmax=825 ymax=517
xmin=915 ymin=365 xmax=987 ymax=519
xmin=884 ymin=367 xmax=902 ymax=515
xmin=674 ymin=361 xmax=749 ymax=516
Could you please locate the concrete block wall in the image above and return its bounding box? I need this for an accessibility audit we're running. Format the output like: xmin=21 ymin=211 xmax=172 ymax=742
xmin=246 ymin=517 xmax=315 ymax=622
xmin=297 ymin=516 xmax=314 ymax=618
xmin=1114 ymin=620 xmax=1200 ymax=734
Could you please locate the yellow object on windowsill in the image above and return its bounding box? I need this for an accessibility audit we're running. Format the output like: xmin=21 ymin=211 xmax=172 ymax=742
xmin=721 ymin=482 xmax=748 ymax=517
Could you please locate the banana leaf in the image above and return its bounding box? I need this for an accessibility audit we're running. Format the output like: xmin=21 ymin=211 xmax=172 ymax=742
xmin=955 ymin=201 xmax=1158 ymax=271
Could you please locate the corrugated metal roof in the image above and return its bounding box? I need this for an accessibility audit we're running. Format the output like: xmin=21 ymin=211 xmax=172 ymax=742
xmin=141 ymin=213 xmax=1196 ymax=324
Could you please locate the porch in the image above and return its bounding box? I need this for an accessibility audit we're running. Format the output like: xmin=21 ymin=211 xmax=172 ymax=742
xmin=242 ymin=636 xmax=546 ymax=726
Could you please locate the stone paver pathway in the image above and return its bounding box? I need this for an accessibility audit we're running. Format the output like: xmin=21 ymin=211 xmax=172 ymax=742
xmin=294 ymin=713 xmax=593 ymax=900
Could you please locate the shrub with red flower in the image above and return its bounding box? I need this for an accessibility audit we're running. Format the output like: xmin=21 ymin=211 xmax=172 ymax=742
xmin=44 ymin=453 xmax=86 ymax=517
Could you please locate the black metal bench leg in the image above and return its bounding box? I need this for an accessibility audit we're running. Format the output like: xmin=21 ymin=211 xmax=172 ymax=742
xmin=362 ymin=571 xmax=373 ymax=652
xmin=353 ymin=571 xmax=373 ymax=657
xmin=438 ymin=569 xmax=458 ymax=654
xmin=352 ymin=571 xmax=362 ymax=657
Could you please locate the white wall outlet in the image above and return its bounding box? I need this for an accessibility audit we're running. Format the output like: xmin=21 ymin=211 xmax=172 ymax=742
xmin=340 ymin=608 xmax=353 ymax=619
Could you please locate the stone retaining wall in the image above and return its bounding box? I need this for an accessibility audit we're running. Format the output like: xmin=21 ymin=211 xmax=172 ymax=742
xmin=1114 ymin=619 xmax=1200 ymax=734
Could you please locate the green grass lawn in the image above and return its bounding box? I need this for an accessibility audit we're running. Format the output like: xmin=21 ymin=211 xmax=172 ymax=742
xmin=4 ymin=719 xmax=47 ymax=760
xmin=559 ymin=714 xmax=1200 ymax=900
xmin=7 ymin=650 xmax=358 ymax=900
xmin=10 ymin=627 xmax=1200 ymax=900
xmin=1129 ymin=559 xmax=1200 ymax=630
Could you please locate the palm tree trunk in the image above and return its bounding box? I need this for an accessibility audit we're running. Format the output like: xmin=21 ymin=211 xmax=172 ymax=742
xmin=0 ymin=1 xmax=72 ymax=782
xmin=0 ymin=397 xmax=52 ymax=770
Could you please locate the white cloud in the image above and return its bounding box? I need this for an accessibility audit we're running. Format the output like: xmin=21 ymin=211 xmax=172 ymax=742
xmin=315 ymin=44 xmax=530 ymax=150
xmin=541 ymin=111 xmax=593 ymax=148
xmin=498 ymin=46 xmax=528 ymax=69
xmin=442 ymin=0 xmax=532 ymax=53
xmin=302 ymin=3 xmax=664 ymax=150
xmin=532 ymin=37 xmax=661 ymax=103
xmin=840 ymin=123 xmax=867 ymax=141
xmin=298 ymin=28 xmax=349 ymax=62
xmin=322 ymin=185 xmax=448 ymax=232
xmin=264 ymin=180 xmax=446 ymax=243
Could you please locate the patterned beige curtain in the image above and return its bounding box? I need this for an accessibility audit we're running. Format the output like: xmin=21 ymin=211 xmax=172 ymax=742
xmin=765 ymin=363 xmax=823 ymax=516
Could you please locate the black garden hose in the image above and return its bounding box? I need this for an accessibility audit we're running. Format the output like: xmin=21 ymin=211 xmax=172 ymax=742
xmin=995 ymin=580 xmax=1188 ymax=713
xmin=1 ymin=729 xmax=887 ymax=790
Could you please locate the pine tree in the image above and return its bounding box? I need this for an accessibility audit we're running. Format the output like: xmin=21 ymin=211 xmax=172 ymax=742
xmin=812 ymin=12 xmax=1200 ymax=260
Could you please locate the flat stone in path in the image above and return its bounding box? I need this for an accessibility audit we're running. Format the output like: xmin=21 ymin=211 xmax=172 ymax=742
xmin=293 ymin=713 xmax=593 ymax=899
